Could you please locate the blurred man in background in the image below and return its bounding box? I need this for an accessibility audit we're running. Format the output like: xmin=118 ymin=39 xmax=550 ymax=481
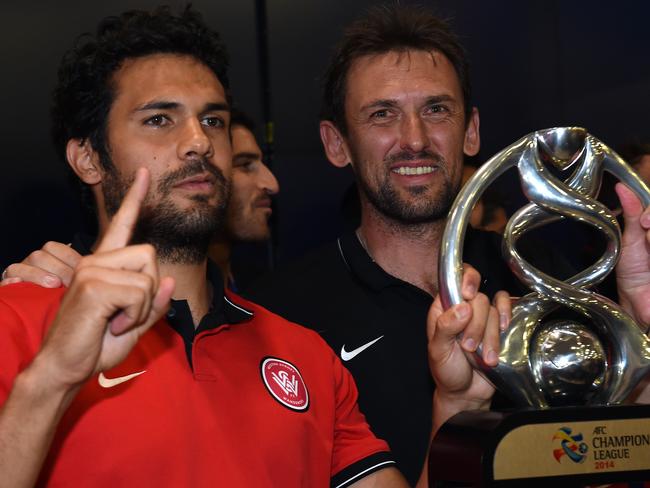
xmin=209 ymin=109 xmax=279 ymax=289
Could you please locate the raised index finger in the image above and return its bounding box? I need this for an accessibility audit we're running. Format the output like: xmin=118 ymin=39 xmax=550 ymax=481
xmin=96 ymin=168 xmax=150 ymax=253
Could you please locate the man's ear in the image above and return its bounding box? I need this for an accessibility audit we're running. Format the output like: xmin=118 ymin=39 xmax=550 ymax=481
xmin=463 ymin=107 xmax=481 ymax=157
xmin=320 ymin=120 xmax=352 ymax=168
xmin=66 ymin=138 xmax=102 ymax=185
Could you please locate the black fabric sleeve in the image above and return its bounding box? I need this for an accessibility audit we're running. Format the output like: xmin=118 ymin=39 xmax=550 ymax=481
xmin=331 ymin=451 xmax=397 ymax=488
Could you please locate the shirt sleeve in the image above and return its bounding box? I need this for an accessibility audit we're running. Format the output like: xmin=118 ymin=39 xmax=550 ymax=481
xmin=330 ymin=352 xmax=397 ymax=488
xmin=0 ymin=284 xmax=63 ymax=403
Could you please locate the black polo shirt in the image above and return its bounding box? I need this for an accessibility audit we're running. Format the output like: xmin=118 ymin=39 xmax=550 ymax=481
xmin=244 ymin=228 xmax=530 ymax=485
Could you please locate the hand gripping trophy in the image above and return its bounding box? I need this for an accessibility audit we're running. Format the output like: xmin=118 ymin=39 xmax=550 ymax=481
xmin=431 ymin=127 xmax=650 ymax=487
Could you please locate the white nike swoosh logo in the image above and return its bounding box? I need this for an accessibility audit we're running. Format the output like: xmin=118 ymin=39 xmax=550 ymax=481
xmin=341 ymin=336 xmax=384 ymax=361
xmin=98 ymin=370 xmax=146 ymax=388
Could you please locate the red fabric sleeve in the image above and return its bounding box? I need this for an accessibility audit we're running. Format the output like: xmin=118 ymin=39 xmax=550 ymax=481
xmin=0 ymin=284 xmax=64 ymax=403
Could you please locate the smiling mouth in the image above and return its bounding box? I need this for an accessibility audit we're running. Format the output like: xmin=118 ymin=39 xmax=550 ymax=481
xmin=391 ymin=166 xmax=438 ymax=176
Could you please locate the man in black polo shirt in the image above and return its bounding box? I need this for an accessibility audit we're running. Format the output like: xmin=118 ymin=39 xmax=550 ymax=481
xmin=246 ymin=5 xmax=650 ymax=486
xmin=243 ymin=6 xmax=515 ymax=483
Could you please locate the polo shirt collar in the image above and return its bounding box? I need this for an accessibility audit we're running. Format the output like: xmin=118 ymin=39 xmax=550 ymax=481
xmin=205 ymin=259 xmax=253 ymax=324
xmin=151 ymin=256 xmax=254 ymax=331
xmin=70 ymin=231 xmax=253 ymax=325
xmin=337 ymin=230 xmax=406 ymax=292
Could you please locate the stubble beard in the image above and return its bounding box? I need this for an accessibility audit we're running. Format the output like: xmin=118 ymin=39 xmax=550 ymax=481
xmin=223 ymin=194 xmax=271 ymax=243
xmin=225 ymin=213 xmax=271 ymax=242
xmin=353 ymin=148 xmax=461 ymax=226
xmin=102 ymin=158 xmax=230 ymax=265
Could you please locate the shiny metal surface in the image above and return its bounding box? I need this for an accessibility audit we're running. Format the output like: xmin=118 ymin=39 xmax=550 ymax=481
xmin=531 ymin=321 xmax=606 ymax=406
xmin=439 ymin=127 xmax=650 ymax=408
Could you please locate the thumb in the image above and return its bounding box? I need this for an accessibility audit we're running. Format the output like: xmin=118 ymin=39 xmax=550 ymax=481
xmin=617 ymin=183 xmax=643 ymax=231
xmin=616 ymin=183 xmax=650 ymax=252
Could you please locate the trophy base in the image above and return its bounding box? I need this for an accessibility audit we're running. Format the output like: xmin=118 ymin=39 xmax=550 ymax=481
xmin=429 ymin=404 xmax=650 ymax=487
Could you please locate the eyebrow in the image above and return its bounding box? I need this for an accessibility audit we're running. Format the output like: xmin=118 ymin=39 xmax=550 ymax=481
xmin=233 ymin=151 xmax=261 ymax=161
xmin=360 ymin=99 xmax=399 ymax=112
xmin=423 ymin=95 xmax=456 ymax=105
xmin=360 ymin=94 xmax=457 ymax=112
xmin=204 ymin=102 xmax=230 ymax=113
xmin=135 ymin=101 xmax=230 ymax=113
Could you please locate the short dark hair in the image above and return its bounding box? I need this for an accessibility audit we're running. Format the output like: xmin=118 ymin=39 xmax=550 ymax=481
xmin=51 ymin=5 xmax=230 ymax=165
xmin=230 ymin=108 xmax=257 ymax=134
xmin=321 ymin=4 xmax=471 ymax=134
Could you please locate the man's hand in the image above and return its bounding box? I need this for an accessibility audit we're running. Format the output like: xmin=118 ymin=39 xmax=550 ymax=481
xmin=1 ymin=242 xmax=81 ymax=288
xmin=428 ymin=266 xmax=509 ymax=428
xmin=0 ymin=168 xmax=174 ymax=488
xmin=614 ymin=183 xmax=650 ymax=328
xmin=31 ymin=167 xmax=175 ymax=390
xmin=416 ymin=267 xmax=509 ymax=488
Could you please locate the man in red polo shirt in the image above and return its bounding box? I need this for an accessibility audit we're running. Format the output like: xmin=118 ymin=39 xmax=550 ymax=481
xmin=0 ymin=6 xmax=433 ymax=487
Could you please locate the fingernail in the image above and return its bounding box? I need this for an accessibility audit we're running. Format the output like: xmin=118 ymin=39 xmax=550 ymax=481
xmin=487 ymin=349 xmax=498 ymax=365
xmin=454 ymin=303 xmax=469 ymax=320
xmin=43 ymin=275 xmax=59 ymax=287
xmin=500 ymin=313 xmax=508 ymax=330
xmin=463 ymin=337 xmax=476 ymax=351
xmin=464 ymin=284 xmax=477 ymax=297
xmin=642 ymin=215 xmax=650 ymax=227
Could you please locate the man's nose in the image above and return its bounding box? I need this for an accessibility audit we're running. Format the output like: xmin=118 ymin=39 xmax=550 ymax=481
xmin=259 ymin=163 xmax=279 ymax=195
xmin=178 ymin=119 xmax=213 ymax=159
xmin=399 ymin=115 xmax=430 ymax=153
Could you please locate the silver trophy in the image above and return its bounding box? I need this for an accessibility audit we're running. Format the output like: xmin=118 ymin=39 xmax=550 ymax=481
xmin=430 ymin=128 xmax=650 ymax=486
xmin=439 ymin=127 xmax=650 ymax=408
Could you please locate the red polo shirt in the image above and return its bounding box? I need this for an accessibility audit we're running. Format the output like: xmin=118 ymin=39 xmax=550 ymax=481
xmin=0 ymin=283 xmax=393 ymax=487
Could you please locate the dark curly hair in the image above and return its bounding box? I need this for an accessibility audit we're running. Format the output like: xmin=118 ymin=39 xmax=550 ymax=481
xmin=51 ymin=5 xmax=230 ymax=167
xmin=230 ymin=108 xmax=256 ymax=135
xmin=321 ymin=4 xmax=471 ymax=135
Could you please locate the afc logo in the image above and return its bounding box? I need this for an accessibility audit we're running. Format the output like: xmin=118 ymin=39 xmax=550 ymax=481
xmin=553 ymin=427 xmax=588 ymax=464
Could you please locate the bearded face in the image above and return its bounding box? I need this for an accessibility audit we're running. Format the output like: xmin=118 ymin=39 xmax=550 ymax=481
xmin=337 ymin=50 xmax=479 ymax=227
xmin=351 ymin=146 xmax=460 ymax=224
xmin=91 ymin=54 xmax=234 ymax=264
xmin=103 ymin=157 xmax=230 ymax=264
